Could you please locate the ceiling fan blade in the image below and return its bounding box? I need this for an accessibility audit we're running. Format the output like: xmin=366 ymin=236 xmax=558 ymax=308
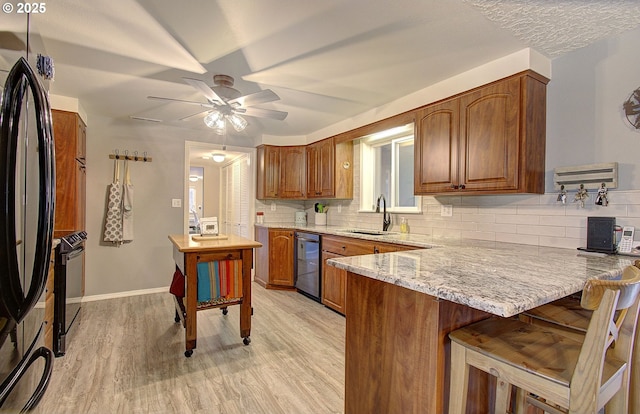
xmin=240 ymin=107 xmax=288 ymax=121
xmin=148 ymin=95 xmax=214 ymax=108
xmin=228 ymin=89 xmax=279 ymax=108
xmin=179 ymin=109 xmax=211 ymax=121
xmin=182 ymin=77 xmax=225 ymax=105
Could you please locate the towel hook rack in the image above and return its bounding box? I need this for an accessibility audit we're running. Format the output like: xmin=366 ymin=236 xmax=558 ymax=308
xmin=108 ymin=149 xmax=152 ymax=162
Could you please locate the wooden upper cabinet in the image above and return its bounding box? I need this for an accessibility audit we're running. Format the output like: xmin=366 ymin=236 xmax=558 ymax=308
xmin=52 ymin=110 xmax=87 ymax=237
xmin=76 ymin=117 xmax=86 ymax=163
xmin=306 ymin=138 xmax=334 ymax=198
xmin=414 ymin=71 xmax=547 ymax=195
xmin=414 ymin=99 xmax=459 ymax=193
xmin=307 ymin=138 xmax=354 ymax=199
xmin=279 ymin=145 xmax=306 ymax=199
xmin=257 ymin=145 xmax=280 ymax=199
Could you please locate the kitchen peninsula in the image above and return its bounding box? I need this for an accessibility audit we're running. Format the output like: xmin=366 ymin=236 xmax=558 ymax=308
xmin=326 ymin=240 xmax=632 ymax=413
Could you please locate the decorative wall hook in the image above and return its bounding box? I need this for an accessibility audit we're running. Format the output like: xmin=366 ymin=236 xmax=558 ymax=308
xmin=108 ymin=149 xmax=152 ymax=162
xmin=557 ymin=184 xmax=567 ymax=204
xmin=595 ymin=182 xmax=609 ymax=206
xmin=574 ymin=183 xmax=589 ymax=208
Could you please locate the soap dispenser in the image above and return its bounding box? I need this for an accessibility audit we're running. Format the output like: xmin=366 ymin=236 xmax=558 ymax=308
xmin=400 ymin=217 xmax=409 ymax=234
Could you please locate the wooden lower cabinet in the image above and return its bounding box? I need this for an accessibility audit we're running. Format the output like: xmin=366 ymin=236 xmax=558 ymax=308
xmin=254 ymin=227 xmax=295 ymax=289
xmin=321 ymin=251 xmax=346 ymax=314
xmin=345 ymin=273 xmax=492 ymax=413
xmin=321 ymin=235 xmax=416 ymax=315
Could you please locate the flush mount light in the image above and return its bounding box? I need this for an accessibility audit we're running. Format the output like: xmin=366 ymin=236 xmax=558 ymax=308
xmin=189 ymin=175 xmax=201 ymax=182
xmin=212 ymin=153 xmax=225 ymax=163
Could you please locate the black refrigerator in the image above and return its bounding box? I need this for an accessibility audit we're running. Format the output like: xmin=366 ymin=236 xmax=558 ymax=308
xmin=0 ymin=54 xmax=56 ymax=410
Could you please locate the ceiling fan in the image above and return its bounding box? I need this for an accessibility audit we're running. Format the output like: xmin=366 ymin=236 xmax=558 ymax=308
xmin=148 ymin=74 xmax=288 ymax=134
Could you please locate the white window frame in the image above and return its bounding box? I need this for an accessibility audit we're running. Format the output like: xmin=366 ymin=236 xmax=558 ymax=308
xmin=359 ymin=124 xmax=421 ymax=213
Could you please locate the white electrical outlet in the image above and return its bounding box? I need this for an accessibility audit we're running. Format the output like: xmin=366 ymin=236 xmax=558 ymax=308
xmin=270 ymin=202 xmax=276 ymax=211
xmin=337 ymin=203 xmax=342 ymax=213
xmin=441 ymin=204 xmax=453 ymax=217
xmin=172 ymin=199 xmax=181 ymax=208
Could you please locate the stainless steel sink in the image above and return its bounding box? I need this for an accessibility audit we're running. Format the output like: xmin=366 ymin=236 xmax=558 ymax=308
xmin=337 ymin=229 xmax=395 ymax=236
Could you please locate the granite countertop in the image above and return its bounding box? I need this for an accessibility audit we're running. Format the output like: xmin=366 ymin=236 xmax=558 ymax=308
xmin=255 ymin=223 xmax=636 ymax=317
xmin=329 ymin=242 xmax=635 ymax=318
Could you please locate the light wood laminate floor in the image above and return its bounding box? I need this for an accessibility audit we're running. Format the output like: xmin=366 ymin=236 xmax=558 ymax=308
xmin=33 ymin=283 xmax=345 ymax=414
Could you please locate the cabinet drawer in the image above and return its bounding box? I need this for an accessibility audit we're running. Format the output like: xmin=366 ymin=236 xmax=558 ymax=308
xmin=323 ymin=236 xmax=374 ymax=256
xmin=323 ymin=235 xmax=418 ymax=256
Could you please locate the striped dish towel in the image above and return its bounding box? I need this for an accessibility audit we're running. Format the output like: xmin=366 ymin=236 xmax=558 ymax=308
xmin=197 ymin=260 xmax=243 ymax=303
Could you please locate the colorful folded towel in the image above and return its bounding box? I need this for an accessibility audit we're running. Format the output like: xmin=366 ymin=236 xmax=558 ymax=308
xmin=197 ymin=260 xmax=243 ymax=303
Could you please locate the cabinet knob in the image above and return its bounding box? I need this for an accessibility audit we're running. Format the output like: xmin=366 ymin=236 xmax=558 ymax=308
xmin=460 ymin=184 xmax=466 ymax=190
xmin=374 ymin=247 xmax=379 ymax=254
xmin=451 ymin=185 xmax=458 ymax=190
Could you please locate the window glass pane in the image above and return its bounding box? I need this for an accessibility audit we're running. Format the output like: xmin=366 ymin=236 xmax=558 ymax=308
xmin=397 ymin=141 xmax=414 ymax=207
xmin=374 ymin=143 xmax=392 ymax=199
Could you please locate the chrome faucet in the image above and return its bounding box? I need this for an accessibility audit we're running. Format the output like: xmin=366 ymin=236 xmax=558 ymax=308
xmin=375 ymin=194 xmax=392 ymax=231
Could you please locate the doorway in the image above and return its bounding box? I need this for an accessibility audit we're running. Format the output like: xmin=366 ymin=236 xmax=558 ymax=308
xmin=184 ymin=141 xmax=256 ymax=237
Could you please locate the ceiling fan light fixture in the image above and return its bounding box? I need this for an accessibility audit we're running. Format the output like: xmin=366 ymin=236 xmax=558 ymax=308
xmin=203 ymin=110 xmax=223 ymax=128
xmin=227 ymin=113 xmax=248 ymax=132
xmin=212 ymin=153 xmax=225 ymax=163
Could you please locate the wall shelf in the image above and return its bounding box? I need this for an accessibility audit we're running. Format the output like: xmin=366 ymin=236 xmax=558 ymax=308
xmin=554 ymin=162 xmax=618 ymax=191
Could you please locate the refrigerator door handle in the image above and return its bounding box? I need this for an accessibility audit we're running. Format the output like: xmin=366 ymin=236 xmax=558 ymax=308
xmin=0 ymin=57 xmax=55 ymax=324
xmin=0 ymin=324 xmax=53 ymax=411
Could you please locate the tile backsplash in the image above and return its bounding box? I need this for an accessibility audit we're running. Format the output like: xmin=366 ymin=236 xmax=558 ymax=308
xmin=256 ymin=191 xmax=640 ymax=249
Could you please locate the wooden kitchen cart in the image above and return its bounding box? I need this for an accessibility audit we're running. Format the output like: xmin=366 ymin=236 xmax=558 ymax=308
xmin=168 ymin=234 xmax=262 ymax=357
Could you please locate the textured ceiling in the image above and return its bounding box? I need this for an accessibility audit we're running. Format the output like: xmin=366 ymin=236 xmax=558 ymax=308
xmin=1 ymin=1 xmax=639 ymax=141
xmin=466 ymin=0 xmax=640 ymax=58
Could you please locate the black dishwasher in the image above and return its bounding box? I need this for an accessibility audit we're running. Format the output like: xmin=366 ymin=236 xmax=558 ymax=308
xmin=294 ymin=232 xmax=321 ymax=302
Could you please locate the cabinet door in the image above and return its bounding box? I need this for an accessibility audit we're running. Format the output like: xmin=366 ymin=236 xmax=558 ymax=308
xmin=458 ymin=76 xmax=520 ymax=191
xmin=256 ymin=145 xmax=280 ymax=199
xmin=76 ymin=117 xmax=86 ymax=163
xmin=307 ymin=139 xmax=334 ymax=198
xmin=414 ymin=99 xmax=459 ymax=194
xmin=52 ymin=110 xmax=85 ymax=236
xmin=269 ymin=230 xmax=295 ymax=286
xmin=322 ymin=250 xmax=346 ymax=315
xmin=76 ymin=162 xmax=86 ymax=232
xmin=279 ymin=146 xmax=306 ymax=199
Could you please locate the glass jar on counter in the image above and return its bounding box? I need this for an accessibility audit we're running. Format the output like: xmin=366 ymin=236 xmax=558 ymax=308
xmin=256 ymin=211 xmax=264 ymax=224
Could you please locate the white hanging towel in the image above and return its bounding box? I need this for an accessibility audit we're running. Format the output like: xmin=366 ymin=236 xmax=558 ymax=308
xmin=104 ymin=159 xmax=123 ymax=244
xmin=122 ymin=159 xmax=134 ymax=241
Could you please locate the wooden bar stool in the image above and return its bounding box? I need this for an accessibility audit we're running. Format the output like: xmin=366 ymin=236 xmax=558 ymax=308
xmin=448 ymin=265 xmax=640 ymax=414
xmin=519 ymin=260 xmax=640 ymax=413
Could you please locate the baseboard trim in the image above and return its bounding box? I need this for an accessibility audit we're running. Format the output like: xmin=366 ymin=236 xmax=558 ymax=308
xmin=82 ymin=286 xmax=169 ymax=303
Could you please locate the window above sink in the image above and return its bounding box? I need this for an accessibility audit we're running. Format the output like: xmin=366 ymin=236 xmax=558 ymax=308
xmin=358 ymin=123 xmax=421 ymax=214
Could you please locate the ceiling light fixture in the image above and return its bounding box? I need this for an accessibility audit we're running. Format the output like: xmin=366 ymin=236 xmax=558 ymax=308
xmin=212 ymin=153 xmax=225 ymax=163
xmin=203 ymin=110 xmax=248 ymax=134
xmin=189 ymin=175 xmax=201 ymax=182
